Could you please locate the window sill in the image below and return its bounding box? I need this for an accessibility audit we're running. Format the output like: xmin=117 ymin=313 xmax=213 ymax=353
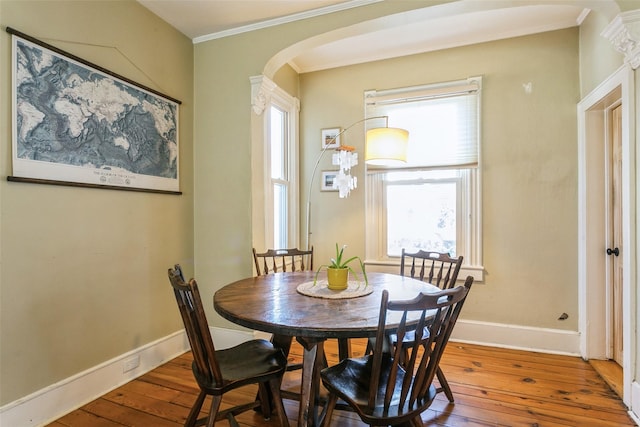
xmin=363 ymin=259 xmax=484 ymax=283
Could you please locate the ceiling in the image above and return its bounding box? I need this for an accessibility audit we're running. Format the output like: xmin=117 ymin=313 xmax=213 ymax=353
xmin=137 ymin=0 xmax=594 ymax=73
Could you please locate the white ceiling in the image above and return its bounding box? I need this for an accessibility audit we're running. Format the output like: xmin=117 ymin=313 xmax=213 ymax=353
xmin=137 ymin=0 xmax=595 ymax=73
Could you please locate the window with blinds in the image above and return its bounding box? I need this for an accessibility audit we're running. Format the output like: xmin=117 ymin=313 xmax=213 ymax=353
xmin=365 ymin=77 xmax=481 ymax=170
xmin=364 ymin=77 xmax=483 ymax=276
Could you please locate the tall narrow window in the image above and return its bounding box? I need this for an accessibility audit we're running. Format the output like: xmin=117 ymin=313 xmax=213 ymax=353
xmin=250 ymin=75 xmax=299 ymax=252
xmin=365 ymin=77 xmax=483 ymax=279
xmin=270 ymin=106 xmax=288 ymax=248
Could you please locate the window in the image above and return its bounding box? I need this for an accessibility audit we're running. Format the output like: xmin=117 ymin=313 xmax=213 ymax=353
xmin=365 ymin=77 xmax=483 ymax=279
xmin=270 ymin=106 xmax=289 ymax=248
xmin=250 ymin=75 xmax=299 ymax=251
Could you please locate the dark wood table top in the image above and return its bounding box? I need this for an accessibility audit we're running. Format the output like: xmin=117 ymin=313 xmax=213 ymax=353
xmin=214 ymin=271 xmax=440 ymax=339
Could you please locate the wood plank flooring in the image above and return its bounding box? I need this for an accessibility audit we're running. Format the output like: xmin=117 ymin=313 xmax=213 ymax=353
xmin=590 ymin=359 xmax=623 ymax=399
xmin=47 ymin=339 xmax=635 ymax=426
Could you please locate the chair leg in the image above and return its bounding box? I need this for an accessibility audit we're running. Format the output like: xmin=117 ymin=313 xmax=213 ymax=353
xmin=207 ymin=395 xmax=222 ymax=427
xmin=185 ymin=390 xmax=207 ymax=427
xmin=257 ymin=382 xmax=273 ymax=418
xmin=320 ymin=393 xmax=338 ymax=427
xmin=226 ymin=412 xmax=240 ymax=427
xmin=267 ymin=377 xmax=291 ymax=427
xmin=436 ymin=366 xmax=455 ymax=403
xmin=337 ymin=338 xmax=351 ymax=360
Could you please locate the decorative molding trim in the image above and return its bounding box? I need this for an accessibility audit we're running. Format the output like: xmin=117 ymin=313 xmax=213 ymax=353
xmin=631 ymin=381 xmax=640 ymax=424
xmin=193 ymin=0 xmax=382 ymax=44
xmin=576 ymin=8 xmax=591 ymax=26
xmin=249 ymin=75 xmax=277 ymax=115
xmin=0 ymin=331 xmax=189 ymax=427
xmin=602 ymin=10 xmax=640 ymax=69
xmin=451 ymin=319 xmax=580 ymax=356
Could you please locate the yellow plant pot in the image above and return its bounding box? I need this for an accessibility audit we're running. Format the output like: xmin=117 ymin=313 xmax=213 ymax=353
xmin=327 ymin=267 xmax=349 ymax=290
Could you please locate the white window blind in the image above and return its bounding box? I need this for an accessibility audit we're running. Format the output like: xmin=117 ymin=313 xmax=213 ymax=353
xmin=365 ymin=77 xmax=481 ymax=170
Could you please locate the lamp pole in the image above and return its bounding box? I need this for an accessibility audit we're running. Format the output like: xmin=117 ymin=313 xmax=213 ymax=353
xmin=305 ymin=116 xmax=389 ymax=250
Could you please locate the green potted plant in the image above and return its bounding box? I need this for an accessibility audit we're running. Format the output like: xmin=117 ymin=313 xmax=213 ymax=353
xmin=314 ymin=244 xmax=368 ymax=290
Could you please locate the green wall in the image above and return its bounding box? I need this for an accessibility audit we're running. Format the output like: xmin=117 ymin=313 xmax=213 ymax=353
xmin=300 ymin=29 xmax=580 ymax=329
xmin=0 ymin=0 xmax=194 ymax=405
xmin=579 ymin=5 xmax=626 ymax=95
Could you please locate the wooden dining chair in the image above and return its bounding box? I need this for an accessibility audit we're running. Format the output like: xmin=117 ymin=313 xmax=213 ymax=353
xmin=252 ymin=247 xmax=317 ymax=374
xmin=252 ymin=247 xmax=314 ymax=276
xmin=394 ymin=249 xmax=466 ymax=402
xmin=168 ymin=266 xmax=290 ymax=427
xmin=320 ymin=279 xmax=473 ymax=427
xmin=366 ymin=250 xmax=466 ymax=401
xmin=401 ymin=249 xmax=463 ymax=290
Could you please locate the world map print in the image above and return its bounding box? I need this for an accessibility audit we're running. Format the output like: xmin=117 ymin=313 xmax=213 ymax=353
xmin=12 ymin=35 xmax=179 ymax=192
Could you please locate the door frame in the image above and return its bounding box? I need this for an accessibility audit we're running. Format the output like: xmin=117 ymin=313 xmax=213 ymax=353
xmin=577 ymin=64 xmax=635 ymax=405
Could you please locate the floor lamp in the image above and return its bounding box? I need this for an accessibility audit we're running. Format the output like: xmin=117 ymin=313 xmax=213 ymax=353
xmin=305 ymin=116 xmax=409 ymax=250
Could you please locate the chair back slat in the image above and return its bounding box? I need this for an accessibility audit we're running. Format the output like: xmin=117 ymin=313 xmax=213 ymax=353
xmin=168 ymin=267 xmax=223 ymax=385
xmin=401 ymin=249 xmax=463 ymax=289
xmin=253 ymin=247 xmax=314 ymax=276
xmin=369 ymin=277 xmax=473 ymax=415
xmin=368 ymin=289 xmax=388 ymax=408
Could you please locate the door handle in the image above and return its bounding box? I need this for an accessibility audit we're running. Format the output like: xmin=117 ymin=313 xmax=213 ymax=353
xmin=607 ymin=247 xmax=620 ymax=256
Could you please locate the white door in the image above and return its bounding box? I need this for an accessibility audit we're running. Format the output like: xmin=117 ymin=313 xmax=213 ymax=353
xmin=579 ymin=65 xmax=633 ymax=406
xmin=608 ymin=104 xmax=623 ymax=367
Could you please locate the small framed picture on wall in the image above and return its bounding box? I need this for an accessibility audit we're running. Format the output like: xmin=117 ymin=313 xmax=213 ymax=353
xmin=321 ymin=128 xmax=341 ymax=149
xmin=321 ymin=171 xmax=338 ymax=191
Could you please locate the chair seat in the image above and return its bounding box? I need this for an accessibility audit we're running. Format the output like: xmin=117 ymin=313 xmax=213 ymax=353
xmin=321 ymin=354 xmax=437 ymax=423
xmin=194 ymin=339 xmax=287 ymax=394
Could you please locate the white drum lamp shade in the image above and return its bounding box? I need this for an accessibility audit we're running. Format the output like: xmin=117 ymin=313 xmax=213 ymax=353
xmin=365 ymin=127 xmax=409 ymax=166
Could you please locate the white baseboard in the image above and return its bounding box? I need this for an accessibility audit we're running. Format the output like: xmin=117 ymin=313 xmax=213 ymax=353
xmin=630 ymin=381 xmax=640 ymax=425
xmin=0 ymin=321 xmax=583 ymax=427
xmin=0 ymin=330 xmax=190 ymax=427
xmin=451 ymin=319 xmax=581 ymax=356
xmin=252 ymin=321 xmax=582 ymax=356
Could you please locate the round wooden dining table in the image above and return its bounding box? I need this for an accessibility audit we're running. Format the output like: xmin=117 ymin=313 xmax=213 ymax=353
xmin=213 ymin=271 xmax=440 ymax=427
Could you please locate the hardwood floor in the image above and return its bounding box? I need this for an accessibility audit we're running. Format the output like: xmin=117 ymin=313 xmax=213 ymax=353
xmin=46 ymin=339 xmax=634 ymax=426
xmin=590 ymin=359 xmax=623 ymax=399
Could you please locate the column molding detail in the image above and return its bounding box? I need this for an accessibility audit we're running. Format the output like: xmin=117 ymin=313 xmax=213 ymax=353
xmin=250 ymin=75 xmax=277 ymax=115
xmin=602 ymin=10 xmax=640 ymax=70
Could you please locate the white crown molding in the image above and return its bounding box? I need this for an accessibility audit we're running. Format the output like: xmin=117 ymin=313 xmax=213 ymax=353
xmin=193 ymin=0 xmax=382 ymax=44
xmin=602 ymin=10 xmax=640 ymax=69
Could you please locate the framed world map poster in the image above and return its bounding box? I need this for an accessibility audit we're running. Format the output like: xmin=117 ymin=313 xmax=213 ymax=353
xmin=9 ymin=28 xmax=181 ymax=193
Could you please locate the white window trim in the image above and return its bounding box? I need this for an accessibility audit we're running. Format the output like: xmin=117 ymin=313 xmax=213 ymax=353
xmin=365 ymin=170 xmax=483 ymax=282
xmin=363 ymin=77 xmax=484 ymax=282
xmin=250 ymin=75 xmax=300 ymax=250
